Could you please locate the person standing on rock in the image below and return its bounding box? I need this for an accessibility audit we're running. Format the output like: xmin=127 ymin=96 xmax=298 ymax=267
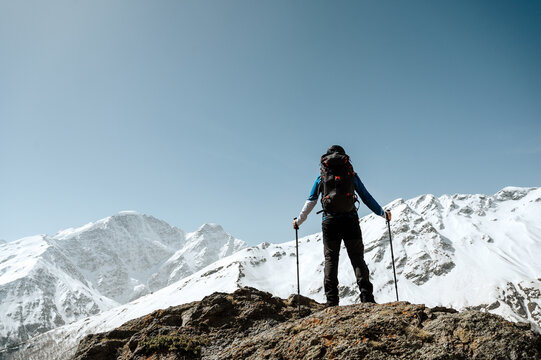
xmin=293 ymin=145 xmax=391 ymax=306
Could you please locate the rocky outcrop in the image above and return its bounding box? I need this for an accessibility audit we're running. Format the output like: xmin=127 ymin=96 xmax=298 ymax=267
xmin=73 ymin=287 xmax=541 ymax=360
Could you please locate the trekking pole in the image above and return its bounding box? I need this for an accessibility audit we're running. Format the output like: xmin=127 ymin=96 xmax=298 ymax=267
xmin=293 ymin=218 xmax=301 ymax=314
xmin=387 ymin=219 xmax=399 ymax=302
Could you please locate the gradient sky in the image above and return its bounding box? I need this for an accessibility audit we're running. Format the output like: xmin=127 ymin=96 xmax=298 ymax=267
xmin=1 ymin=0 xmax=540 ymax=245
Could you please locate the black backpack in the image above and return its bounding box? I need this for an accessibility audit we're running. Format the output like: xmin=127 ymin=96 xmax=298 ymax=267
xmin=320 ymin=152 xmax=357 ymax=214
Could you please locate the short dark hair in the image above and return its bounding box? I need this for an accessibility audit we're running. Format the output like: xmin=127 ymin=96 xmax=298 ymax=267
xmin=326 ymin=145 xmax=346 ymax=155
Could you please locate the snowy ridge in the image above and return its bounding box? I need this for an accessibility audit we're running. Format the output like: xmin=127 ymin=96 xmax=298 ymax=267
xmin=9 ymin=186 xmax=541 ymax=360
xmin=148 ymin=223 xmax=246 ymax=290
xmin=0 ymin=213 xmax=247 ymax=352
xmin=0 ymin=236 xmax=49 ymax=286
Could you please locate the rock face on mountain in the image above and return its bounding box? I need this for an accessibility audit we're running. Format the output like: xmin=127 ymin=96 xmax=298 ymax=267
xmin=72 ymin=287 xmax=541 ymax=360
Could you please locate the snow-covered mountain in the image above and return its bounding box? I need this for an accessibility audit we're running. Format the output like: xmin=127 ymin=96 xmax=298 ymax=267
xmin=52 ymin=211 xmax=187 ymax=303
xmin=8 ymin=186 xmax=541 ymax=360
xmin=0 ymin=235 xmax=117 ymax=351
xmin=148 ymin=223 xmax=247 ymax=290
xmin=0 ymin=213 xmax=246 ymax=352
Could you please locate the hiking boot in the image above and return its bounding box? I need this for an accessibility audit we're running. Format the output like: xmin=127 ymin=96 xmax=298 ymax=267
xmin=360 ymin=292 xmax=376 ymax=304
xmin=324 ymin=300 xmax=339 ymax=308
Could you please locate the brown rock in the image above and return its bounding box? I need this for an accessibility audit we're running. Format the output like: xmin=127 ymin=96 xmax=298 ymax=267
xmin=72 ymin=287 xmax=541 ymax=360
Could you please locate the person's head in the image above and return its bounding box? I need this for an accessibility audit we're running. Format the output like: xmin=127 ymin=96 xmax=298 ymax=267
xmin=326 ymin=145 xmax=346 ymax=155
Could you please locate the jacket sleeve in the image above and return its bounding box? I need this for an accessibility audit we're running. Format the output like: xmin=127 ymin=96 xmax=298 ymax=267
xmin=296 ymin=176 xmax=321 ymax=226
xmin=354 ymin=174 xmax=384 ymax=216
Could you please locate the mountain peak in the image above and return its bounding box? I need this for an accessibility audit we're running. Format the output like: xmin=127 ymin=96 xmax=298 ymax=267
xmin=108 ymin=210 xmax=161 ymax=223
xmin=195 ymin=223 xmax=225 ymax=233
xmin=387 ymin=198 xmax=405 ymax=208
xmin=53 ymin=211 xmax=159 ymax=240
xmin=115 ymin=210 xmax=142 ymax=216
xmin=495 ymin=186 xmax=538 ymax=201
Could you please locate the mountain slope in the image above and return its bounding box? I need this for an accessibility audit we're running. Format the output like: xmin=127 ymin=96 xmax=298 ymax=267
xmin=52 ymin=211 xmax=187 ymax=303
xmin=10 ymin=186 xmax=541 ymax=360
xmin=0 ymin=236 xmax=117 ymax=349
xmin=0 ymin=213 xmax=247 ymax=353
xmin=148 ymin=223 xmax=246 ymax=291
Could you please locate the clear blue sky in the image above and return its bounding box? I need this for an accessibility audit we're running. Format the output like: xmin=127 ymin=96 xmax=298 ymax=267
xmin=1 ymin=1 xmax=540 ymax=245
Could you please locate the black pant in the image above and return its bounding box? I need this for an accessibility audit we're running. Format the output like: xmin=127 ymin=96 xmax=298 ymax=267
xmin=322 ymin=215 xmax=373 ymax=304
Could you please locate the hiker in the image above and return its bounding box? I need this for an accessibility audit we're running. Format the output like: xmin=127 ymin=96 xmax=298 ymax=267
xmin=293 ymin=145 xmax=391 ymax=306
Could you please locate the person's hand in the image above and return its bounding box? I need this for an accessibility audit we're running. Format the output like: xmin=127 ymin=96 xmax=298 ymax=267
xmin=292 ymin=219 xmax=299 ymax=230
xmin=383 ymin=210 xmax=392 ymax=222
